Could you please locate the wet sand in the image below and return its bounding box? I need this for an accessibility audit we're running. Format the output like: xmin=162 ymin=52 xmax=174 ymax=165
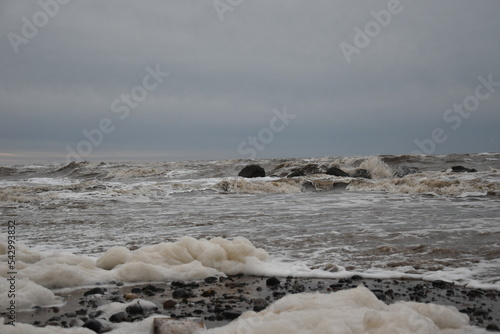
xmin=11 ymin=276 xmax=500 ymax=331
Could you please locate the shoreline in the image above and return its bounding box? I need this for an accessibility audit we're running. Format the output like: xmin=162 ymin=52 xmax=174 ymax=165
xmin=7 ymin=275 xmax=500 ymax=332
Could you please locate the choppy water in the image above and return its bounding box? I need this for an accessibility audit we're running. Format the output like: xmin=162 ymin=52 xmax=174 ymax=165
xmin=1 ymin=153 xmax=499 ymax=290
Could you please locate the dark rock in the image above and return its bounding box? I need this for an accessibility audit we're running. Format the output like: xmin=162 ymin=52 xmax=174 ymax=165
xmin=172 ymin=288 xmax=192 ymax=299
xmin=109 ymin=311 xmax=127 ymax=323
xmin=238 ymin=165 xmax=265 ymax=178
xmin=89 ymin=310 xmax=103 ymax=319
xmin=272 ymin=291 xmax=287 ymax=299
xmin=131 ymin=287 xmax=142 ymax=294
xmin=486 ymin=324 xmax=500 ymax=331
xmin=201 ymin=288 xmax=216 ymax=297
xmin=326 ymin=167 xmax=350 ymax=177
xmin=291 ymin=283 xmax=305 ymax=293
xmin=352 ymin=169 xmax=371 ymax=179
xmin=163 ymin=299 xmax=177 ymax=309
xmin=171 ymin=281 xmax=186 ymax=288
xmin=300 ymin=164 xmax=321 ymax=175
xmin=394 ymin=166 xmax=420 ymax=178
xmin=252 ymin=298 xmax=268 ymax=312
xmin=143 ymin=284 xmax=165 ymax=293
xmin=126 ymin=302 xmax=144 ymax=315
xmin=83 ymin=287 xmax=106 ymax=296
xmin=75 ymin=309 xmax=87 ymax=316
xmin=204 ymin=276 xmax=219 ymax=284
xmin=222 ymin=310 xmax=242 ymax=320
xmin=266 ymin=276 xmax=281 ymax=287
xmin=83 ymin=319 xmax=102 ymax=333
xmin=432 ymin=280 xmax=454 ymax=289
xmin=287 ymin=171 xmax=305 ymax=178
xmin=451 ymin=166 xmax=477 ymax=173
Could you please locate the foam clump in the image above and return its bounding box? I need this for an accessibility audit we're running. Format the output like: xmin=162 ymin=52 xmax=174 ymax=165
xmin=207 ymin=286 xmax=476 ymax=334
xmin=0 ymin=277 xmax=63 ymax=310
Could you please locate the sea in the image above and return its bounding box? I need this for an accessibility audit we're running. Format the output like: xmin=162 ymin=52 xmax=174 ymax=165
xmin=1 ymin=153 xmax=499 ymax=333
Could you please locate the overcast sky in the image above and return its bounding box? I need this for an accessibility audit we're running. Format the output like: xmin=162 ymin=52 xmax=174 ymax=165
xmin=1 ymin=1 xmax=499 ymax=163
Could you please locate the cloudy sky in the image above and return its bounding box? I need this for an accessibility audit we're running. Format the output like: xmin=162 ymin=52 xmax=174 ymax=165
xmin=1 ymin=1 xmax=499 ymax=163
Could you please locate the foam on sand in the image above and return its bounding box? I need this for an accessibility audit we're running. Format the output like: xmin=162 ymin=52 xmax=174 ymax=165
xmin=1 ymin=234 xmax=343 ymax=311
xmin=207 ymin=286 xmax=480 ymax=334
xmin=0 ymin=286 xmax=485 ymax=334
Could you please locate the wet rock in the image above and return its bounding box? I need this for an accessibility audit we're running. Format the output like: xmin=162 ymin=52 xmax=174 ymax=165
xmin=126 ymin=302 xmax=144 ymax=315
xmin=252 ymin=298 xmax=268 ymax=312
xmin=109 ymin=311 xmax=127 ymax=323
xmin=352 ymin=169 xmax=371 ymax=179
xmin=84 ymin=287 xmax=106 ymax=296
xmin=83 ymin=319 xmax=102 ymax=333
xmin=163 ymin=299 xmax=177 ymax=309
xmin=238 ymin=165 xmax=265 ymax=178
xmin=222 ymin=310 xmax=241 ymax=320
xmin=172 ymin=288 xmax=192 ymax=299
xmin=451 ymin=166 xmax=477 ymax=173
xmin=266 ymin=276 xmax=281 ymax=287
xmin=287 ymin=171 xmax=305 ymax=178
xmin=326 ymin=166 xmax=350 ymax=177
xmin=124 ymin=293 xmax=139 ymax=300
xmin=75 ymin=308 xmax=87 ymax=316
xmin=89 ymin=310 xmax=104 ymax=319
xmin=201 ymin=288 xmax=216 ymax=297
xmin=204 ymin=276 xmax=219 ymax=284
xmin=131 ymin=287 xmax=142 ymax=294
xmin=143 ymin=284 xmax=165 ymax=293
xmin=486 ymin=324 xmax=500 ymax=331
xmin=432 ymin=280 xmax=454 ymax=289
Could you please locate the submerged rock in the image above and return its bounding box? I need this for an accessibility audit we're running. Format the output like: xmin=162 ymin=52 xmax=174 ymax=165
xmin=266 ymin=276 xmax=281 ymax=286
xmin=83 ymin=319 xmax=102 ymax=333
xmin=451 ymin=166 xmax=477 ymax=173
xmin=238 ymin=165 xmax=265 ymax=178
xmin=83 ymin=287 xmax=106 ymax=296
xmin=325 ymin=166 xmax=350 ymax=177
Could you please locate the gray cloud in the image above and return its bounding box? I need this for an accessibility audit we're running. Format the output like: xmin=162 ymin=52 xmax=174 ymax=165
xmin=1 ymin=0 xmax=499 ymax=163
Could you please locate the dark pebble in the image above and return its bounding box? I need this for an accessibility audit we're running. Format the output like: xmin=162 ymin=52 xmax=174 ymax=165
xmin=486 ymin=324 xmax=500 ymax=331
xmin=172 ymin=288 xmax=192 ymax=299
xmin=83 ymin=319 xmax=102 ymax=333
xmin=202 ymin=288 xmax=216 ymax=297
xmin=89 ymin=310 xmax=103 ymax=319
xmin=84 ymin=287 xmax=106 ymax=296
xmin=163 ymin=299 xmax=177 ymax=309
xmin=131 ymin=287 xmax=142 ymax=294
xmin=204 ymin=276 xmax=219 ymax=284
xmin=370 ymin=289 xmax=386 ymax=301
xmin=266 ymin=276 xmax=281 ymax=286
xmin=126 ymin=302 xmax=144 ymax=315
xmin=253 ymin=298 xmax=268 ymax=312
xmin=75 ymin=309 xmax=87 ymax=316
xmin=109 ymin=311 xmax=128 ymax=323
xmin=143 ymin=284 xmax=165 ymax=293
xmin=222 ymin=310 xmax=242 ymax=320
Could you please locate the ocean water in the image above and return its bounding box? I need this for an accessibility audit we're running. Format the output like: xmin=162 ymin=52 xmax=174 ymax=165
xmin=1 ymin=153 xmax=499 ymax=333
